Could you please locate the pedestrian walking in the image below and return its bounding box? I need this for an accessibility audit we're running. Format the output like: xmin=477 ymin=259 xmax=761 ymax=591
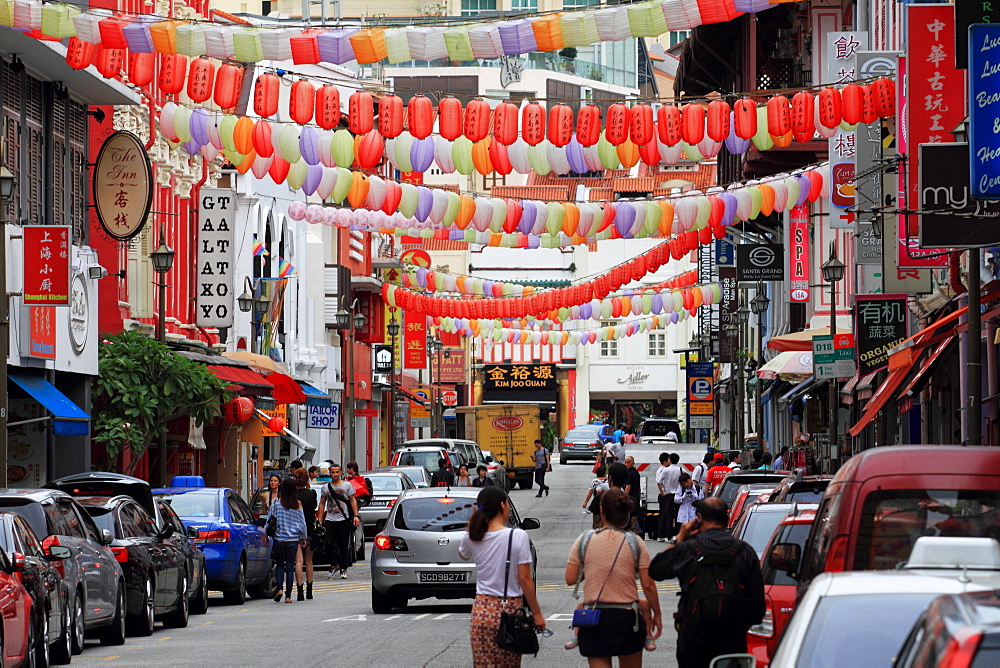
xmin=773 ymin=447 xmax=788 ymax=471
xmin=648 ymin=497 xmax=765 ymax=668
xmin=691 ymin=454 xmax=713 ymax=494
xmin=431 ymin=458 xmax=456 ymax=487
xmin=672 ymin=473 xmax=702 ymax=527
xmin=455 ymin=464 xmax=473 ymax=487
xmin=748 ymin=449 xmax=764 ymax=469
xmin=459 ymin=486 xmax=545 ymax=667
xmin=533 ymin=439 xmax=552 ymax=497
xmin=601 ymin=462 xmax=628 ymax=493
xmin=565 ymin=489 xmax=662 ymax=666
xmin=656 ymin=453 xmax=682 ymax=541
xmin=582 ymin=465 xmax=607 ymax=529
xmin=473 ymin=465 xmax=495 ymax=487
xmin=728 ymin=452 xmax=743 ymax=470
xmin=759 ymin=452 xmax=774 ymax=470
xmin=261 ymin=474 xmax=281 ymax=514
xmin=609 ymin=439 xmax=626 ymax=463
xmin=345 ymin=460 xmax=372 ymax=506
xmin=265 ymin=478 xmax=308 ymax=604
xmin=704 ymin=454 xmax=731 ymax=495
xmin=293 ymin=467 xmax=317 ymax=600
xmin=623 ymin=457 xmax=643 ymax=534
xmin=317 ymin=463 xmax=360 ymax=579
xmin=307 ymin=466 xmax=319 ymax=481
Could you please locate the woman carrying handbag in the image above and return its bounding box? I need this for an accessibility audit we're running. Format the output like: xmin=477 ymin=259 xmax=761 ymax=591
xmin=459 ymin=486 xmax=546 ymax=667
xmin=565 ymin=489 xmax=662 ymax=667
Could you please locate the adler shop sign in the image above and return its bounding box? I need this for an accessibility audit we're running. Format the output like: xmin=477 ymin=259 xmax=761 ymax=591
xmin=197 ymin=190 xmax=235 ymax=328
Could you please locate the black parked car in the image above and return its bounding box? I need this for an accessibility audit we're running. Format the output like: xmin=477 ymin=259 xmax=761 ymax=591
xmin=76 ymin=496 xmax=190 ymax=635
xmin=47 ymin=473 xmax=208 ymax=617
xmin=0 ymin=510 xmax=73 ymax=664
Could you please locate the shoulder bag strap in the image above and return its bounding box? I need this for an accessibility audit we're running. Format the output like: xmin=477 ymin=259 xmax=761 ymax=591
xmin=572 ymin=529 xmax=598 ymax=600
xmin=501 ymin=528 xmax=514 ymax=603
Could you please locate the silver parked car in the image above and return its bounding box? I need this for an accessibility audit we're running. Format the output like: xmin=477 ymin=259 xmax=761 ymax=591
xmin=370 ymin=488 xmax=540 ymax=613
xmin=359 ymin=470 xmax=416 ymax=538
xmin=390 ymin=466 xmax=432 ymax=488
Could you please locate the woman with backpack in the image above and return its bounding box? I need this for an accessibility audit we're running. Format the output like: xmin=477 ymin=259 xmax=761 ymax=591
xmin=459 ymin=486 xmax=545 ymax=667
xmin=264 ymin=477 xmax=308 ymax=604
xmin=582 ymin=465 xmax=607 ymax=529
xmin=565 ymin=489 xmax=662 ymax=666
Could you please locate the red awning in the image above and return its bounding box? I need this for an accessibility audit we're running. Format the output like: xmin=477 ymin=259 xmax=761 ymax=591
xmin=393 ymin=383 xmax=429 ymax=406
xmin=207 ymin=365 xmax=274 ymax=398
xmin=897 ymin=337 xmax=955 ymax=411
xmin=266 ymin=372 xmax=307 ymax=404
xmin=848 ymin=366 xmax=911 ymax=437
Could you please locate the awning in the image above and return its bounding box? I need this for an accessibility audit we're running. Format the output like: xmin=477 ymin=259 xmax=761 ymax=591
xmin=848 ymin=367 xmax=910 ymax=437
xmin=8 ymin=373 xmax=89 ymax=436
xmin=778 ymin=376 xmax=823 ymax=404
xmin=394 ymin=383 xmax=429 ymax=406
xmin=267 ymin=373 xmax=307 ymax=405
xmin=767 ymin=327 xmax=854 ymax=352
xmin=298 ymin=382 xmax=333 ymax=407
xmin=758 ymin=351 xmax=813 ymax=381
xmin=254 ymin=409 xmax=316 ymax=456
xmin=897 ymin=337 xmax=956 ymax=406
xmin=206 ymin=365 xmax=273 ymax=398
xmin=840 ymin=372 xmax=877 ymax=406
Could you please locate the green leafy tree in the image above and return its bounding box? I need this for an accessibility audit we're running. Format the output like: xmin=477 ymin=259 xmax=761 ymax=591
xmin=94 ymin=331 xmax=229 ymax=472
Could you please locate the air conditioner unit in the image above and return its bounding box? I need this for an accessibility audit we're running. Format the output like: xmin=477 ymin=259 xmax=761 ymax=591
xmin=373 ymin=374 xmax=390 ymax=386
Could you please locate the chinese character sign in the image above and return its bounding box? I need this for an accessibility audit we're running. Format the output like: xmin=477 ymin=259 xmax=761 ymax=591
xmin=197 ymin=190 xmax=235 ymax=328
xmin=789 ymin=207 xmax=810 ymax=303
xmin=828 ymin=31 xmax=867 ymax=218
xmin=854 ymin=294 xmax=909 ymax=375
xmin=968 ymin=24 xmax=1000 ymax=199
xmin=403 ymin=312 xmax=427 ymax=369
xmin=92 ymin=131 xmax=152 ymax=241
xmin=23 ymin=226 xmax=71 ymax=306
xmin=482 ymin=364 xmax=558 ymax=402
xmin=27 ymin=307 xmax=56 ymax=359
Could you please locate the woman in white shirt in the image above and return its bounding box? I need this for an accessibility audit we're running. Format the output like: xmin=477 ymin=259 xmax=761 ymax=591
xmin=459 ymin=486 xmax=545 ymax=666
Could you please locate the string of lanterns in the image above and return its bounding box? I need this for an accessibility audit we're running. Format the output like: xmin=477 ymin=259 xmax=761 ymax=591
xmin=30 ymin=0 xmax=792 ymax=66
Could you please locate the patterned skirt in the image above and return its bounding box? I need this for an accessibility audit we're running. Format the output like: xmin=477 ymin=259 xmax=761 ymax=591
xmin=470 ymin=595 xmax=524 ymax=668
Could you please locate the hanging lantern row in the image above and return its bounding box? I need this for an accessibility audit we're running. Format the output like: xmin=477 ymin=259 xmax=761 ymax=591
xmin=42 ymin=0 xmax=778 ymax=66
xmin=463 ymin=313 xmax=694 ymax=345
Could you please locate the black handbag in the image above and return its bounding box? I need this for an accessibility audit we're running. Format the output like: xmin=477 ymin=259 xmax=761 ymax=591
xmin=495 ymin=530 xmax=539 ymax=656
xmin=265 ymin=513 xmax=278 ymax=538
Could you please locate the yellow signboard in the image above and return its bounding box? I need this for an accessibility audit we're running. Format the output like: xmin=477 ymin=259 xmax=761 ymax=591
xmin=688 ymin=402 xmax=714 ymax=415
xmin=261 ymin=405 xmax=288 ymax=437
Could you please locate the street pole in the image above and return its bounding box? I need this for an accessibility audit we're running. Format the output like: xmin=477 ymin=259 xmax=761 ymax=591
xmin=751 ymin=284 xmax=769 ymax=451
xmin=0 ymin=170 xmax=9 ymax=489
xmin=427 ymin=339 xmax=436 ymax=436
xmin=829 ymin=278 xmax=837 ymax=461
xmin=346 ymin=323 xmax=355 ymax=464
xmin=150 ymin=229 xmax=175 ymax=487
xmin=968 ymin=248 xmax=982 ymax=444
xmin=388 ymin=314 xmax=399 ymax=451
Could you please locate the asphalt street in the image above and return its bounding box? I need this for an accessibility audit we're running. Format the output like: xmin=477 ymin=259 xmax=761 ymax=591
xmin=73 ymin=445 xmax=691 ymax=667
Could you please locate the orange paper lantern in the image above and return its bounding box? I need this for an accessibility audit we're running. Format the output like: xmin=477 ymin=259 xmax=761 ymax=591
xmin=252 ymin=120 xmax=274 ymax=158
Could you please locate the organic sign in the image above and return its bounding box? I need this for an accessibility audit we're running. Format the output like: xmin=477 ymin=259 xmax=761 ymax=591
xmin=23 ymin=226 xmax=70 ymax=306
xmin=197 ymin=190 xmax=235 ymax=328
xmin=93 ymin=131 xmax=152 ymax=241
xmin=854 ymin=295 xmax=908 ymax=375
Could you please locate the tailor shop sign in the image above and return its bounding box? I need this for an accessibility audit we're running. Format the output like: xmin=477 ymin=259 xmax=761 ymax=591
xmin=483 ymin=364 xmax=557 ymax=402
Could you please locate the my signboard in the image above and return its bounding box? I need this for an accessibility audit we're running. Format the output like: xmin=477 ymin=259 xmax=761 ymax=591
xmin=307 ymin=403 xmax=341 ymax=430
xmin=813 ymin=334 xmax=854 ymax=380
xmin=968 ymin=23 xmax=1000 ymax=200
xmin=855 ymin=295 xmax=909 ymax=376
xmin=920 ymin=143 xmax=1000 ymax=247
xmin=686 ymin=362 xmax=714 ymax=432
xmin=197 ymin=190 xmax=235 ymax=328
xmin=23 ymin=226 xmax=71 ymax=306
xmin=737 ymin=244 xmax=784 ymax=281
xmin=93 ymin=131 xmax=152 ymax=241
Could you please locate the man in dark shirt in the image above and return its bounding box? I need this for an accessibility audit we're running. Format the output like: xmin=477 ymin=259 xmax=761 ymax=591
xmin=430 ymin=458 xmax=455 ymax=487
xmin=623 ymin=456 xmax=643 ymax=533
xmin=649 ymin=497 xmax=766 ymax=668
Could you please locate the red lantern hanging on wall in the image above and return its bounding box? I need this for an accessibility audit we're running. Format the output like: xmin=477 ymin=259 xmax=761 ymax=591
xmin=492 ymin=100 xmax=519 ymax=145
xmin=378 ymin=93 xmax=403 ymax=138
xmin=254 ymin=72 xmax=280 ymax=118
xmin=766 ymin=95 xmax=791 ymax=137
xmin=186 ymin=57 xmax=215 ymax=103
xmin=315 ymin=85 xmax=341 ymax=129
xmin=706 ymin=100 xmax=730 ymax=142
xmin=158 ymin=54 xmax=187 ymax=96
xmin=681 ymin=104 xmax=705 ymax=145
xmin=408 ymin=95 xmax=434 ymax=140
xmin=223 ymin=397 xmax=254 ymax=424
xmin=438 ymin=97 xmax=463 ymax=141
xmin=841 ymin=83 xmax=864 ymax=125
xmin=464 ymin=98 xmax=490 ymax=142
xmin=658 ymin=104 xmax=682 ymax=146
xmin=548 ymin=104 xmax=573 ymax=147
xmin=871 ymin=78 xmax=895 ymax=118
xmin=521 ymin=102 xmax=545 ymax=145
xmin=214 ymin=64 xmax=242 ymax=110
xmin=128 ymin=52 xmax=155 ymax=86
xmin=733 ymin=98 xmax=756 ymax=139
xmin=65 ymin=37 xmax=97 ymax=71
xmin=790 ymin=91 xmax=815 ymax=141
xmin=576 ymin=104 xmax=601 ymax=147
xmin=348 ymin=90 xmax=374 ymax=135
xmin=289 ymin=80 xmax=315 ymax=125
xmin=628 ymin=104 xmax=654 ymax=146
xmin=605 ymin=103 xmax=628 ymax=145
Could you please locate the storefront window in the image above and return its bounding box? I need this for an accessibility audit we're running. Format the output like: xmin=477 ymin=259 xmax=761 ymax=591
xmin=600 ymin=321 xmax=618 ymax=357
xmin=648 ymin=332 xmax=667 ymax=357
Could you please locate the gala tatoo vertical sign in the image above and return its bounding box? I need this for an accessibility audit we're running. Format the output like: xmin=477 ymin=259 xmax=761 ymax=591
xmin=23 ymin=226 xmax=70 ymax=306
xmin=92 ymin=131 xmax=152 ymax=241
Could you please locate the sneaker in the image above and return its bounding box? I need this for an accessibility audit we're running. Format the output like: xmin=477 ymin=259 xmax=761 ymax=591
xmin=340 ymin=570 xmax=348 ymax=580
xmin=644 ymin=638 xmax=656 ymax=652
xmin=564 ymin=638 xmax=579 ymax=650
xmin=326 ymin=570 xmax=336 ymax=580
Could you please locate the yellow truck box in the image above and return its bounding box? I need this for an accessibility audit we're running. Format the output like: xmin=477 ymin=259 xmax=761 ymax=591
xmin=457 ymin=405 xmax=541 ymax=490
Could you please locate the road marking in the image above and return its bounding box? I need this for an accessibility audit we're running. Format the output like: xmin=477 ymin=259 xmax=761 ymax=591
xmin=157 ymin=637 xmax=171 ymax=642
xmin=434 ymin=613 xmax=451 ymax=620
xmin=322 ymin=614 xmax=368 ymax=622
xmin=201 ymin=621 xmax=213 ymax=625
xmin=101 ymin=657 xmax=119 ymax=661
xmin=383 ymin=615 xmax=402 ymax=621
xmin=411 ymin=613 xmax=430 ymax=620
xmin=545 ymin=614 xmax=575 ymax=621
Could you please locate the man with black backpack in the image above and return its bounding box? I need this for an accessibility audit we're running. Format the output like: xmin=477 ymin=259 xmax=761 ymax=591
xmin=647 ymin=497 xmax=765 ymax=668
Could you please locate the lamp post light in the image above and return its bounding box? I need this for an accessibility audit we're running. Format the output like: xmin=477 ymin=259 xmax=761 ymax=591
xmin=750 ymin=283 xmax=770 ymax=451
xmin=387 ymin=315 xmax=400 ymax=450
xmin=337 ymin=301 xmax=366 ymax=464
xmin=821 ymin=243 xmax=846 ymax=464
xmin=149 ymin=226 xmax=176 ymax=486
xmin=0 ymin=165 xmax=16 ymax=488
xmin=237 ymin=278 xmax=271 ymax=353
xmin=724 ymin=320 xmax=740 ymax=450
xmin=427 ymin=336 xmax=443 ymax=436
xmin=736 ymin=300 xmax=751 ymax=452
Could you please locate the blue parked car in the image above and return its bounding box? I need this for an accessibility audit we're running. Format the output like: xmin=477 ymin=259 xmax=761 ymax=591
xmin=153 ymin=478 xmax=274 ymax=605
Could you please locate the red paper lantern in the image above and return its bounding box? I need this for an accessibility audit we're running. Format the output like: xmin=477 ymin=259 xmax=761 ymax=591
xmin=214 ymin=64 xmax=242 ymax=110
xmin=382 ymin=180 xmax=402 ymax=215
xmin=348 ymin=91 xmax=374 ymax=135
xmin=548 ymin=104 xmax=574 ymax=147
xmin=706 ymin=100 xmax=731 ymax=142
xmin=254 ymin=72 xmax=280 ymax=118
xmin=733 ymin=98 xmax=756 ymax=139
xmin=128 ymin=52 xmax=155 ymax=86
xmin=766 ymin=95 xmax=791 ymax=137
xmin=408 ymin=95 xmax=434 ymax=140
xmin=289 ymin=80 xmax=315 ymax=125
xmin=493 ymin=100 xmax=519 ymax=145
xmin=681 ymin=104 xmax=705 ymax=145
xmin=315 ymin=85 xmax=341 ymax=129
xmin=65 ymin=37 xmax=97 ymax=71
xmin=628 ymin=104 xmax=654 ymax=146
xmin=186 ymin=57 xmax=215 ymax=103
xmin=871 ymin=78 xmax=895 ymax=117
xmin=252 ymin=120 xmax=274 ymax=158
xmin=357 ymin=130 xmax=384 ymax=169
xmin=223 ymin=397 xmax=254 ymax=424
xmin=464 ymin=98 xmax=490 ymax=142
xmin=841 ymin=84 xmax=864 ymax=125
xmin=791 ymin=91 xmax=815 ymax=140
xmin=605 ymin=103 xmax=628 ymax=145
xmin=576 ymin=104 xmax=601 ymax=147
xmin=377 ymin=93 xmax=403 ymax=139
xmin=95 ymin=47 xmax=125 ymax=79
xmin=860 ymin=85 xmax=878 ymax=124
xmin=658 ymin=105 xmax=682 ymax=146
xmin=268 ymin=155 xmax=290 ymax=184
xmin=521 ymin=102 xmax=545 ymax=145
xmin=158 ymin=54 xmax=187 ymax=96
xmin=267 ymin=417 xmax=286 ymax=433
xmin=817 ymin=88 xmax=842 ymax=129
xmin=438 ymin=97 xmax=463 ymax=141
xmin=638 ymin=139 xmax=660 ymax=166
xmin=699 ymin=225 xmax=713 ymax=245
xmin=489 ymin=139 xmax=513 ymax=175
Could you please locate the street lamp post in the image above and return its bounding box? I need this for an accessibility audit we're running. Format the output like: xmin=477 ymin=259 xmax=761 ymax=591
xmin=724 ymin=321 xmax=739 ymax=449
xmin=751 ymin=283 xmax=770 ymax=450
xmin=387 ymin=315 xmax=400 ymax=450
xmin=821 ymin=243 xmax=846 ymax=464
xmin=237 ymin=277 xmax=270 ymax=353
xmin=736 ymin=300 xmax=751 ymax=453
xmin=0 ymin=165 xmax=16 ymax=488
xmin=149 ymin=227 xmax=176 ymax=486
xmin=336 ymin=302 xmax=366 ymax=464
xmin=427 ymin=336 xmax=442 ymax=436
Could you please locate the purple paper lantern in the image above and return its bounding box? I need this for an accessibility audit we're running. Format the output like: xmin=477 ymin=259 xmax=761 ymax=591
xmin=519 ymin=200 xmax=537 ymax=234
xmin=734 ymin=0 xmax=775 ymax=13
xmin=317 ymin=29 xmax=360 ymax=65
xmin=795 ymin=174 xmax=811 ymax=207
xmin=615 ymin=203 xmax=635 ymax=237
xmin=123 ymin=14 xmax=158 ymax=53
xmin=498 ymin=20 xmax=537 ymax=56
xmin=724 ymin=111 xmax=751 ymax=155
xmin=415 ymin=187 xmax=433 ymax=222
xmin=566 ymin=138 xmax=588 ymax=175
xmin=410 ymin=136 xmax=435 ymax=173
xmin=651 ymin=293 xmax=663 ymax=314
xmin=182 ymin=139 xmax=201 ymax=155
xmin=300 ymin=126 xmax=320 ymax=166
xmin=720 ymin=192 xmax=738 ymax=225
xmin=189 ymin=108 xmax=211 ymax=147
xmin=302 ymin=164 xmax=323 ymax=196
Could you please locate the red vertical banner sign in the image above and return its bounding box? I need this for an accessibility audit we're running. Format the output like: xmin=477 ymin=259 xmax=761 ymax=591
xmin=904 ymin=4 xmax=962 ymax=264
xmin=23 ymin=226 xmax=71 ymax=306
xmin=28 ymin=308 xmax=56 ymax=359
xmin=789 ymin=206 xmax=810 ymax=303
xmin=403 ymin=312 xmax=427 ymax=369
